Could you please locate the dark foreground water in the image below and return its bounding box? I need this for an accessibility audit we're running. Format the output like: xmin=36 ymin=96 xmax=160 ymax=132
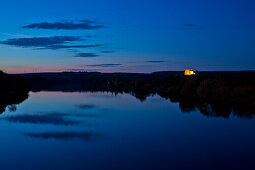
xmin=0 ymin=91 xmax=255 ymax=170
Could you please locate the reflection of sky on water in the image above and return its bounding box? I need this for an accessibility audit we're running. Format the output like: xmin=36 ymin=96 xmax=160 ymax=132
xmin=0 ymin=92 xmax=255 ymax=169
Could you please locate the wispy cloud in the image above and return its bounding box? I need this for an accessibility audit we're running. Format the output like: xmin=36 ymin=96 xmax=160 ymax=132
xmin=65 ymin=68 xmax=100 ymax=72
xmin=74 ymin=53 xmax=99 ymax=58
xmin=22 ymin=20 xmax=104 ymax=30
xmin=2 ymin=33 xmax=31 ymax=38
xmin=38 ymin=44 xmax=102 ymax=50
xmin=101 ymin=50 xmax=114 ymax=53
xmin=65 ymin=69 xmax=92 ymax=72
xmin=182 ymin=24 xmax=202 ymax=30
xmin=0 ymin=36 xmax=82 ymax=48
xmin=184 ymin=24 xmax=195 ymax=27
xmin=85 ymin=64 xmax=122 ymax=67
xmin=146 ymin=60 xmax=165 ymax=63
xmin=0 ymin=36 xmax=103 ymax=50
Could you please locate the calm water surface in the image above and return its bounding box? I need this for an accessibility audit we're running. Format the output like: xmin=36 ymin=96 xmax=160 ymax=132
xmin=0 ymin=91 xmax=255 ymax=170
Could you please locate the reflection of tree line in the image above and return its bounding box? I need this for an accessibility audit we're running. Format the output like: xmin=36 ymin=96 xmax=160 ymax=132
xmin=79 ymin=73 xmax=255 ymax=118
xmin=19 ymin=71 xmax=255 ymax=118
xmin=157 ymin=74 xmax=255 ymax=119
xmin=0 ymin=71 xmax=30 ymax=113
xmin=177 ymin=99 xmax=253 ymax=119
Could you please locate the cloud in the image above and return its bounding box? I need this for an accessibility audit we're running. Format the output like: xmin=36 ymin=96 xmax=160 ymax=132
xmin=184 ymin=24 xmax=195 ymax=27
xmin=101 ymin=50 xmax=114 ymax=53
xmin=65 ymin=68 xmax=99 ymax=72
xmin=146 ymin=60 xmax=165 ymax=63
xmin=182 ymin=24 xmax=202 ymax=30
xmin=85 ymin=35 xmax=99 ymax=38
xmin=24 ymin=132 xmax=101 ymax=142
xmin=2 ymin=33 xmax=31 ymax=38
xmin=22 ymin=20 xmax=104 ymax=30
xmin=0 ymin=36 xmax=103 ymax=50
xmin=2 ymin=114 xmax=81 ymax=125
xmin=74 ymin=53 xmax=99 ymax=58
xmin=0 ymin=36 xmax=82 ymax=48
xmin=65 ymin=68 xmax=100 ymax=72
xmin=38 ymin=44 xmax=102 ymax=50
xmin=85 ymin=64 xmax=122 ymax=67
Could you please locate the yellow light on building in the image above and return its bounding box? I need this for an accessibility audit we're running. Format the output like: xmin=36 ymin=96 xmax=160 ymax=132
xmin=184 ymin=69 xmax=196 ymax=75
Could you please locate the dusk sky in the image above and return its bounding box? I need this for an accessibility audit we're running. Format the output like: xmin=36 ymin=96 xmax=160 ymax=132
xmin=0 ymin=0 xmax=254 ymax=73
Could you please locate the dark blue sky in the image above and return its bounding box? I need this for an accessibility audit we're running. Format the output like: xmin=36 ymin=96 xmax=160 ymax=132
xmin=0 ymin=0 xmax=254 ymax=73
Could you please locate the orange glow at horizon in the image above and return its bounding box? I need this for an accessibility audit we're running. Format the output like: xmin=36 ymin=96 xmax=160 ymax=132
xmin=184 ymin=69 xmax=196 ymax=76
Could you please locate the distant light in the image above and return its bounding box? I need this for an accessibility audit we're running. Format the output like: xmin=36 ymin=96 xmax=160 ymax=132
xmin=184 ymin=69 xmax=196 ymax=76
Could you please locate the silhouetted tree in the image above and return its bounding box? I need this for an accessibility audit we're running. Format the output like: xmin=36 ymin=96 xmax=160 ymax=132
xmin=231 ymin=86 xmax=255 ymax=105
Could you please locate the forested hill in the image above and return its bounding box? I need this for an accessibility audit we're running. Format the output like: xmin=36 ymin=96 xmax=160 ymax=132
xmin=13 ymin=70 xmax=255 ymax=117
xmin=17 ymin=70 xmax=255 ymax=91
xmin=0 ymin=71 xmax=30 ymax=113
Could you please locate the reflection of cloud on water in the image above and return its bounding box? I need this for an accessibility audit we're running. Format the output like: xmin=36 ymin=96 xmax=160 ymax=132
xmin=38 ymin=112 xmax=101 ymax=118
xmin=75 ymin=104 xmax=96 ymax=109
xmin=24 ymin=132 xmax=101 ymax=142
xmin=2 ymin=110 xmax=101 ymax=125
xmin=2 ymin=114 xmax=81 ymax=125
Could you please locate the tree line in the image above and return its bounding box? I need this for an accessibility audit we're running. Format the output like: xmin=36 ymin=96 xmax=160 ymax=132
xmin=18 ymin=71 xmax=255 ymax=118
